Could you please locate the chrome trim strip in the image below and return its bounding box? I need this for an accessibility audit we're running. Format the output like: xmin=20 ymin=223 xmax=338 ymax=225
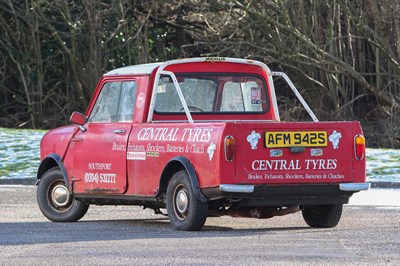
xmin=219 ymin=184 xmax=255 ymax=193
xmin=339 ymin=183 xmax=370 ymax=191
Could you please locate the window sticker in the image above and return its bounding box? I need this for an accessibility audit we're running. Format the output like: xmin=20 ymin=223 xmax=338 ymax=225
xmin=157 ymin=84 xmax=167 ymax=93
xmin=251 ymin=87 xmax=261 ymax=104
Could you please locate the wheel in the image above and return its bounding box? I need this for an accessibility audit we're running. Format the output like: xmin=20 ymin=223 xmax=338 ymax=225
xmin=37 ymin=167 xmax=89 ymax=222
xmin=302 ymin=204 xmax=343 ymax=228
xmin=166 ymin=170 xmax=208 ymax=231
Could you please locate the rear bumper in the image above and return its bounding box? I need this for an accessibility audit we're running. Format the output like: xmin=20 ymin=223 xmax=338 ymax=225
xmin=219 ymin=182 xmax=370 ymax=193
xmin=202 ymin=183 xmax=370 ymax=207
xmin=339 ymin=183 xmax=370 ymax=191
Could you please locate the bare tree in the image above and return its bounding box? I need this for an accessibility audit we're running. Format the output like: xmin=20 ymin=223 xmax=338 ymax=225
xmin=0 ymin=0 xmax=398 ymax=147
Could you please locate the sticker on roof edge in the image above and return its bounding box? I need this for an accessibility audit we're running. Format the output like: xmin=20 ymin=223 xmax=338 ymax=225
xmin=205 ymin=57 xmax=226 ymax=62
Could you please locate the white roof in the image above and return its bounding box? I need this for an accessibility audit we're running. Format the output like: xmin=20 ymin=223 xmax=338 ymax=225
xmin=103 ymin=57 xmax=271 ymax=76
xmin=104 ymin=62 xmax=163 ymax=76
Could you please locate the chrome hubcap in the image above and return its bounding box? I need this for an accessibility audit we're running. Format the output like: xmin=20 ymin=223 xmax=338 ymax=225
xmin=176 ymin=189 xmax=189 ymax=214
xmin=51 ymin=184 xmax=70 ymax=207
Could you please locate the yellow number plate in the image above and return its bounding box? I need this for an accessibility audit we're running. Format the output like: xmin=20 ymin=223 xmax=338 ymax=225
xmin=265 ymin=131 xmax=327 ymax=148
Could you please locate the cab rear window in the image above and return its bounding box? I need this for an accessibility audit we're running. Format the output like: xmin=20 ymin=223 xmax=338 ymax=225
xmin=154 ymin=74 xmax=269 ymax=114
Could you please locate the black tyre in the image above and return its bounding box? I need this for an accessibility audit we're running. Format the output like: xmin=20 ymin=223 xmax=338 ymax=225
xmin=302 ymin=204 xmax=343 ymax=228
xmin=37 ymin=167 xmax=89 ymax=222
xmin=166 ymin=170 xmax=208 ymax=231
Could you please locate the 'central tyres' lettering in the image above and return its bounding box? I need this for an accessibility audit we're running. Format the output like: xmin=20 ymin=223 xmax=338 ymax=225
xmin=252 ymin=160 xmax=301 ymax=170
xmin=137 ymin=128 xmax=179 ymax=141
xmin=251 ymin=159 xmax=338 ymax=171
xmin=137 ymin=127 xmax=213 ymax=142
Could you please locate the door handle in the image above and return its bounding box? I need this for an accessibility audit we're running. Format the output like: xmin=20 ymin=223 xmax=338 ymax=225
xmin=114 ymin=129 xmax=126 ymax=134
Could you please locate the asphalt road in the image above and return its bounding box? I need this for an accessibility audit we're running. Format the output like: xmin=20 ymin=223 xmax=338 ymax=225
xmin=1 ymin=186 xmax=399 ymax=265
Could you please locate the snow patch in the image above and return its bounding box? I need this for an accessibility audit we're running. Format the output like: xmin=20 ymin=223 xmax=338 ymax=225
xmin=0 ymin=129 xmax=399 ymax=185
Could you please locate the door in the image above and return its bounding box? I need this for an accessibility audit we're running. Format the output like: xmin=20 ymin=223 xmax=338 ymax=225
xmin=71 ymin=80 xmax=138 ymax=194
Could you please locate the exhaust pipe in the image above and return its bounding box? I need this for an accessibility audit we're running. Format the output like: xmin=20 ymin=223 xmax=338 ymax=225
xmin=222 ymin=204 xmax=304 ymax=219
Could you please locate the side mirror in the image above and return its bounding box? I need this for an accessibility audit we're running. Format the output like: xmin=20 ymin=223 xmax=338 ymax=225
xmin=70 ymin=111 xmax=87 ymax=131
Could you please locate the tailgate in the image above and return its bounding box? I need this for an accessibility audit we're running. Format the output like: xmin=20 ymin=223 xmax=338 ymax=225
xmin=235 ymin=121 xmax=365 ymax=185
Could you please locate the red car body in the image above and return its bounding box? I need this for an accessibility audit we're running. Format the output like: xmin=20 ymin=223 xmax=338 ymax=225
xmin=37 ymin=58 xmax=369 ymax=230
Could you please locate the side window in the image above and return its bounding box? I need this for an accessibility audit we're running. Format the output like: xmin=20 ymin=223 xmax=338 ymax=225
xmin=89 ymin=81 xmax=137 ymax=123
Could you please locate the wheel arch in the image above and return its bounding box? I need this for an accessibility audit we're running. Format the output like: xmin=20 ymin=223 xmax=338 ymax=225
xmin=37 ymin=153 xmax=70 ymax=190
xmin=157 ymin=156 xmax=207 ymax=203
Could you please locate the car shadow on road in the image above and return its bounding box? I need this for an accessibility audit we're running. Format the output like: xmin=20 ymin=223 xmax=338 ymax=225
xmin=0 ymin=218 xmax=311 ymax=246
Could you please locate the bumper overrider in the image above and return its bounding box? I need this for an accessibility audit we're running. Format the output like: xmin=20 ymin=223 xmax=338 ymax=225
xmin=201 ymin=183 xmax=370 ymax=206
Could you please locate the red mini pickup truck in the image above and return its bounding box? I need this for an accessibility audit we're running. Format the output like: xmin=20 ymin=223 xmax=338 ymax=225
xmin=36 ymin=57 xmax=369 ymax=231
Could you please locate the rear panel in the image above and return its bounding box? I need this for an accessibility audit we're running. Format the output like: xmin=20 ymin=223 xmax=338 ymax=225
xmin=234 ymin=121 xmax=366 ymax=185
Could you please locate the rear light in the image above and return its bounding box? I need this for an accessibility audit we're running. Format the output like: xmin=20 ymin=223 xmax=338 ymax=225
xmin=354 ymin=135 xmax=365 ymax=160
xmin=224 ymin=136 xmax=236 ymax=161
